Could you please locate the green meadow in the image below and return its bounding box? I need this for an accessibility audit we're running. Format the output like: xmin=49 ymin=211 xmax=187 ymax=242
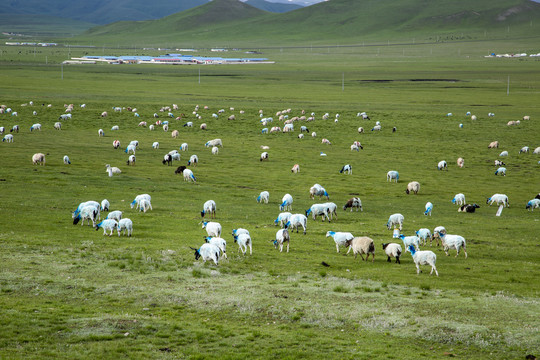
xmin=0 ymin=41 xmax=539 ymax=359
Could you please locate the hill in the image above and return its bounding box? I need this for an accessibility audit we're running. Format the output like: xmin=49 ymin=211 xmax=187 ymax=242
xmin=244 ymin=0 xmax=302 ymax=12
xmin=71 ymin=0 xmax=540 ymax=47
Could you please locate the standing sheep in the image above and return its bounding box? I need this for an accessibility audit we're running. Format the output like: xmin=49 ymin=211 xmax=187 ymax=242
xmin=382 ymin=243 xmax=402 ymax=264
xmin=408 ymin=245 xmax=438 ymax=276
xmin=387 ymin=171 xmax=399 ymax=182
xmin=405 ymin=181 xmax=420 ymax=195
xmin=32 ymin=153 xmax=46 ymax=165
xmin=273 ymin=229 xmax=290 ymax=252
xmin=457 ymin=157 xmax=464 ymax=168
xmin=343 ymin=197 xmax=362 ymax=212
xmin=257 ymin=191 xmax=270 ymax=204
xmin=344 ymin=237 xmax=375 ymax=262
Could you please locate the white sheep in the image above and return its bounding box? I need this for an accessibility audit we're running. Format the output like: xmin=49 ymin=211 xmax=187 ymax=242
xmin=182 ymin=168 xmax=196 ymax=182
xmin=106 ymin=210 xmax=123 ymax=222
xmin=285 ymin=214 xmax=307 ymax=235
xmin=204 ymin=236 xmax=227 ymax=259
xmin=309 ymin=184 xmax=329 ymax=200
xmin=190 ymin=243 xmax=220 ymax=265
xmin=424 ymin=202 xmax=433 ymax=216
xmin=139 ymin=198 xmax=152 ymax=213
xmin=98 ymin=129 xmax=104 ymax=137
xmin=345 ymin=236 xmax=375 ymax=262
xmin=73 ymin=201 xmax=100 ymax=220
xmin=488 ymin=141 xmax=499 ymax=148
xmin=415 ymin=228 xmax=432 ymax=246
xmin=452 ymin=193 xmax=466 ymax=206
xmin=212 ymin=146 xmax=219 ymax=155
xmin=495 ymin=167 xmax=506 ymax=176
xmin=53 ymin=122 xmax=62 ymax=130
xmin=32 ymin=153 xmax=46 ymax=165
xmin=234 ymin=233 xmax=252 ymax=255
xmin=387 ymin=213 xmax=404 ymax=230
xmin=111 ymin=125 xmax=119 ymax=131
xmin=371 ymin=125 xmax=381 ymax=131
xmin=305 ymin=204 xmax=331 ymax=222
xmin=499 ymin=151 xmax=508 ymax=157
xmin=260 ymin=152 xmax=269 ymax=161
xmin=180 ymin=143 xmax=188 ymax=151
xmin=105 ymin=164 xmax=121 ymax=177
xmin=29 ymin=123 xmax=41 ymax=132
xmin=117 ymin=218 xmax=133 ymax=237
xmin=291 ymin=164 xmax=300 ymax=173
xmin=405 ymin=181 xmax=420 ymax=195
xmin=408 ymin=245 xmax=438 ymax=276
xmin=311 ymin=132 xmax=316 ymax=137
xmin=280 ymin=194 xmax=293 ymax=211
xmin=519 ymin=146 xmax=529 ymax=154
xmin=201 ymin=200 xmax=216 ymax=219
xmin=188 ymin=155 xmax=198 ymax=166
xmin=149 ymin=124 xmax=155 ymax=131
xmin=130 ymin=194 xmax=151 ymax=210
xmin=273 ymin=229 xmax=290 ymax=252
xmin=95 ymin=219 xmax=118 ymax=236
xmin=152 ymin=142 xmax=159 ymax=149
xmin=437 ymin=160 xmax=447 ymax=170
xmin=274 ymin=212 xmax=292 ymax=227
xmin=358 ymin=127 xmax=364 ymax=134
xmin=534 ymin=147 xmax=540 ymax=154
xmin=326 ymin=231 xmax=353 ymax=253
xmin=387 ymin=170 xmax=399 ymax=182
xmin=382 ymin=243 xmax=402 ymax=264
xmin=486 ymin=194 xmax=509 ymax=207
xmin=526 ymin=199 xmax=540 ymax=211
xmin=2 ymin=134 xmax=13 ymax=142
xmin=10 ymin=125 xmax=19 ymax=133
xmin=63 ymin=155 xmax=71 ymax=165
xmin=457 ymin=157 xmax=464 ymax=168
xmin=399 ymin=234 xmax=420 ymax=252
xmin=257 ymin=191 xmax=269 ymax=204
xmin=205 ymin=139 xmax=223 ymax=148
xmin=127 ymin=155 xmax=136 ymax=166
xmin=101 ymin=199 xmax=110 ymax=212
xmin=171 ymin=130 xmax=179 ymax=138
xmin=202 ymin=221 xmax=222 ymax=237
xmin=163 ymin=124 xmax=169 ymax=132
xmin=72 ymin=205 xmax=99 ymax=227
xmin=113 ymin=140 xmax=121 ymax=149
xmin=339 ymin=164 xmax=352 ymax=174
xmin=438 ymin=232 xmax=467 ymax=258
xmin=231 ymin=228 xmax=250 ymax=238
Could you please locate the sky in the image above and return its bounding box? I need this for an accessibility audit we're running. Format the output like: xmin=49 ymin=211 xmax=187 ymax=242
xmin=265 ymin=0 xmax=327 ymax=4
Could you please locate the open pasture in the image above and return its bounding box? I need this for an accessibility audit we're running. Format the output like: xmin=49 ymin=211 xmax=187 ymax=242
xmin=1 ymin=43 xmax=539 ymax=359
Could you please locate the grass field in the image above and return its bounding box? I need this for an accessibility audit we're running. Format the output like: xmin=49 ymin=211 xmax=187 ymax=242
xmin=0 ymin=41 xmax=539 ymax=359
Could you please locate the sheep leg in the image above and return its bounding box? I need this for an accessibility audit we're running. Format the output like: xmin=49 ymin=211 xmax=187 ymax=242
xmin=387 ymin=256 xmax=391 ymax=262
xmin=346 ymin=246 xmax=351 ymax=255
xmin=416 ymin=264 xmax=421 ymax=275
xmin=336 ymin=244 xmax=340 ymax=253
xmin=395 ymin=256 xmax=400 ymax=264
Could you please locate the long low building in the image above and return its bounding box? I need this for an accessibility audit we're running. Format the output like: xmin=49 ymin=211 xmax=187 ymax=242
xmin=70 ymin=53 xmax=273 ymax=65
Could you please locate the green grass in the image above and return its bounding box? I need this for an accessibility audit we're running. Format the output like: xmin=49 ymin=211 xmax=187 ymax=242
xmin=0 ymin=40 xmax=539 ymax=359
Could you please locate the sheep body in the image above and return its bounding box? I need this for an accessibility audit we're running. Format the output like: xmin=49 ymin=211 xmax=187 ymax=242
xmin=280 ymin=194 xmax=293 ymax=211
xmin=458 ymin=203 xmax=480 ymax=213
xmin=452 ymin=193 xmax=466 ymax=206
xmin=106 ymin=210 xmax=122 ymax=222
xmin=191 ymin=243 xmax=221 ymax=265
xmin=309 ymin=184 xmax=329 ymax=200
xmin=345 ymin=236 xmax=375 ymax=262
xmin=431 ymin=226 xmax=446 ymax=246
xmin=201 ymin=200 xmax=216 ymax=218
xmin=183 ymin=168 xmax=196 ymax=182
xmin=117 ymin=218 xmax=133 ymax=236
xmin=399 ymin=234 xmax=420 ymax=252
xmin=387 ymin=170 xmax=399 ymax=182
xmin=487 ymin=194 xmax=509 ymax=207
xmin=274 ymin=229 xmax=290 ymax=252
xmin=285 ymin=214 xmax=307 ymax=235
xmin=234 ymin=233 xmax=252 ymax=255
xmin=95 ymin=219 xmax=118 ymax=236
xmin=457 ymin=157 xmax=464 ymax=168
xmin=101 ymin=199 xmax=110 ymax=212
xmin=202 ymin=221 xmax=222 ymax=237
xmin=437 ymin=160 xmax=447 ymax=170
xmin=408 ymin=246 xmax=438 ymax=276
xmin=63 ymin=155 xmax=71 ymax=165
xmin=257 ymin=191 xmax=269 ymax=204
xmin=424 ymin=202 xmax=433 ymax=216
xmin=387 ymin=213 xmax=404 ymax=230
xmin=306 ymin=204 xmax=330 ymax=222
xmin=405 ymin=181 xmax=420 ymax=194
xmin=205 ymin=237 xmax=227 ymax=259
xmin=439 ymin=232 xmax=467 ymax=258
xmin=495 ymin=167 xmax=506 ymax=176
xmin=382 ymin=243 xmax=402 ymax=263
xmin=343 ymin=197 xmax=362 ymax=211
xmin=32 ymin=153 xmax=46 ymax=165
xmin=525 ymin=199 xmax=540 ymax=211
xmin=321 ymin=202 xmax=338 ymax=221
xmin=131 ymin=194 xmax=151 ymax=210
xmin=73 ymin=205 xmax=99 ymax=227
xmin=326 ymin=231 xmax=353 ymax=253
xmin=274 ymin=212 xmax=292 ymax=227
xmin=415 ymin=228 xmax=432 ymax=246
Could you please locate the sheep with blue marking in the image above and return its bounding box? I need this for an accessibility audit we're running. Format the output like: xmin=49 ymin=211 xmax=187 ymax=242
xmin=408 ymin=245 xmax=438 ymax=276
xmin=416 ymin=228 xmax=432 ymax=246
xmin=309 ymin=184 xmax=329 ymax=200
xmin=30 ymin=123 xmax=41 ymax=132
xmin=438 ymin=232 xmax=467 ymax=258
xmin=495 ymin=167 xmax=506 ymax=176
xmin=386 ymin=213 xmax=404 ymax=230
xmin=452 ymin=193 xmax=466 ymax=206
xmin=106 ymin=210 xmax=123 ymax=222
xmin=117 ymin=218 xmax=133 ymax=237
xmin=285 ymin=214 xmax=307 ymax=235
xmin=399 ymin=234 xmax=420 ymax=252
xmin=306 ymin=204 xmax=331 ymax=222
xmin=202 ymin=221 xmax=221 ymax=238
xmin=326 ymin=231 xmax=353 ymax=253
xmin=273 ymin=229 xmax=290 ymax=253
xmin=201 ymin=200 xmax=216 ymax=219
xmin=487 ymin=194 xmax=509 ymax=207
xmin=339 ymin=164 xmax=352 ymax=175
xmin=205 ymin=139 xmax=222 ymax=148
xmin=190 ymin=243 xmax=220 ymax=265
xmin=387 ymin=171 xmax=399 ymax=183
xmin=274 ymin=212 xmax=292 ymax=227
xmin=234 ymin=233 xmax=252 ymax=255
xmin=188 ymin=155 xmax=198 ymax=166
xmin=95 ymin=219 xmax=118 ymax=236
xmin=204 ymin=236 xmax=227 ymax=259
xmin=526 ymin=199 xmax=540 ymax=211
xmin=130 ymin=194 xmax=151 ymax=210
xmin=257 ymin=191 xmax=269 ymax=204
xmin=424 ymin=202 xmax=433 ymax=216
xmin=3 ymin=134 xmax=13 ymax=142
xmin=63 ymin=155 xmax=71 ymax=165
xmin=73 ymin=205 xmax=99 ymax=227
xmin=280 ymin=194 xmax=293 ymax=211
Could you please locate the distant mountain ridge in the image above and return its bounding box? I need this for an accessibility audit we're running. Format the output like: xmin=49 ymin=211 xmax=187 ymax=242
xmin=0 ymin=0 xmax=302 ymax=25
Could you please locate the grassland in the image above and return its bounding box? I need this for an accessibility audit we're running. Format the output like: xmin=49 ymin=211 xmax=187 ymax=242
xmin=0 ymin=40 xmax=539 ymax=359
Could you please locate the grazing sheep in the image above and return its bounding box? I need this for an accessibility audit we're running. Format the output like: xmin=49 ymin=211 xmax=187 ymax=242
xmin=382 ymin=243 xmax=402 ymax=264
xmin=285 ymin=214 xmax=307 ymax=235
xmin=452 ymin=193 xmax=466 ymax=206
xmin=204 ymin=237 xmax=227 ymax=259
xmin=457 ymin=157 xmax=464 ymax=168
xmin=321 ymin=202 xmax=338 ymax=221
xmin=488 ymin=141 xmax=499 ymax=149
xmin=326 ymin=231 xmax=354 ymax=253
xmin=309 ymin=184 xmax=329 ymax=200
xmin=72 ymin=205 xmax=99 ymax=227
xmin=201 ymin=200 xmax=216 ymax=219
xmin=280 ymin=194 xmax=293 ymax=211
xmin=343 ymin=197 xmax=362 ymax=212
xmin=117 ymin=218 xmax=133 ymax=236
xmin=98 ymin=129 xmax=104 ymax=137
xmin=351 ymin=144 xmax=360 ymax=151
xmin=190 ymin=243 xmax=220 ymax=265
xmin=507 ymin=120 xmax=520 ymax=126
xmin=458 ymin=204 xmax=480 ymax=213
xmin=274 ymin=212 xmax=292 ymax=227
xmin=32 ymin=153 xmax=46 ymax=165
xmin=95 ymin=219 xmax=118 ymax=236
xmin=139 ymin=198 xmax=152 ymax=213
xmin=106 ymin=163 xmax=119 ymax=177
xmin=431 ymin=226 xmax=446 ymax=246
xmin=106 ymin=210 xmax=123 ymax=222
xmin=152 ymin=142 xmax=159 ymax=149
xmin=162 ymin=154 xmax=173 ymax=166
xmin=438 ymin=232 xmax=467 ymax=258
xmin=311 ymin=132 xmax=316 ymax=137
xmin=371 ymin=125 xmax=381 ymax=131
xmin=291 ymin=164 xmax=300 ymax=173
xmin=519 ymin=146 xmax=529 ymax=154
xmin=306 ymin=204 xmax=331 ymax=222
xmin=138 ymin=121 xmax=147 ymax=127
xmin=437 ymin=160 xmax=447 ymax=170
xmin=424 ymin=202 xmax=433 ymax=216
xmin=523 ymin=115 xmax=530 ymax=121
xmin=3 ymin=134 xmax=13 ymax=142
xmin=101 ymin=199 xmax=110 ymax=212
xmin=200 ymin=123 xmax=207 ymax=130
xmin=127 ymin=155 xmax=136 ymax=166
xmin=487 ymin=194 xmax=509 ymax=207
xmin=387 ymin=170 xmax=399 ymax=182
xmin=399 ymin=234 xmax=420 ymax=252
xmin=257 ymin=191 xmax=270 ymax=204
xmin=175 ymin=165 xmax=186 ymax=175
xmin=298 ymin=133 xmax=304 ymax=139
xmin=130 ymin=194 xmax=151 ymax=210
xmin=111 ymin=125 xmax=119 ymax=131
xmin=494 ymin=160 xmax=506 ymax=167
xmin=415 ymin=228 xmax=432 ymax=246
xmin=29 ymin=123 xmax=41 ymax=132
xmin=405 ymin=181 xmax=420 ymax=195
xmin=201 ymin=221 xmax=222 ymax=238
xmin=471 ymin=115 xmax=477 ymax=121
xmin=182 ymin=168 xmax=196 ymax=182
xmin=494 ymin=167 xmax=506 ymax=176
xmin=387 ymin=213 xmax=404 ymax=230
xmin=63 ymin=155 xmax=71 ymax=165
xmin=180 ymin=143 xmax=188 ymax=151
xmin=234 ymin=233 xmax=252 ymax=255
xmin=10 ymin=125 xmax=19 ymax=133
xmin=171 ymin=130 xmax=179 ymax=138
xmin=345 ymin=237 xmax=375 ymax=262
xmin=73 ymin=201 xmax=100 ymax=220
xmin=526 ymin=199 xmax=540 ymax=211
xmin=149 ymin=125 xmax=155 ymax=131
xmin=534 ymin=147 xmax=540 ymax=154
xmin=408 ymin=245 xmax=438 ymax=276
xmin=273 ymin=229 xmax=290 ymax=252
xmin=499 ymin=150 xmax=508 ymax=157
xmin=212 ymin=146 xmax=219 ymax=155
xmin=188 ymin=155 xmax=198 ymax=166
xmin=339 ymin=164 xmax=352 ymax=174
xmin=260 ymin=152 xmax=269 ymax=161
xmin=113 ymin=140 xmax=121 ymax=149
xmin=358 ymin=127 xmax=364 ymax=134
xmin=205 ymin=139 xmax=223 ymax=148
xmin=321 ymin=138 xmax=331 ymax=145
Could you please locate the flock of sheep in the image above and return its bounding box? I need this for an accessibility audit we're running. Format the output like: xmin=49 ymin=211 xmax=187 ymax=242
xmin=2 ymin=101 xmax=539 ymax=276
